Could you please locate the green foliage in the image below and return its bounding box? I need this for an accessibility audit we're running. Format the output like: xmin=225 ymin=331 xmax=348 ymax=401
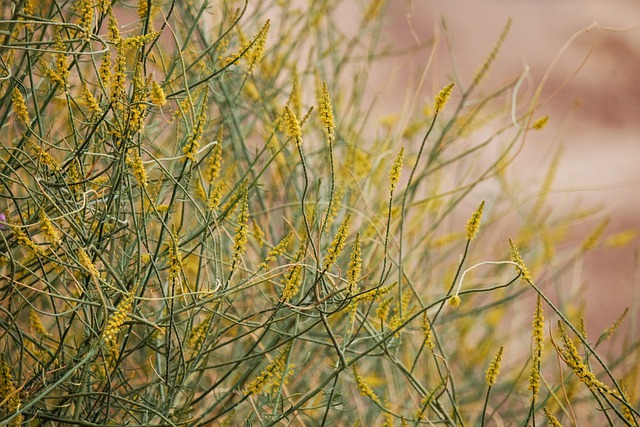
xmin=0 ymin=0 xmax=638 ymax=425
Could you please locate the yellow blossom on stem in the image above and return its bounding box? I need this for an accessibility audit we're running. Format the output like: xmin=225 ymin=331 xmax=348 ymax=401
xmin=448 ymin=294 xmax=461 ymax=308
xmin=554 ymin=321 xmax=611 ymax=394
xmin=103 ymin=290 xmax=135 ymax=352
xmin=544 ymin=407 xmax=563 ymax=427
xmin=77 ymin=247 xmax=99 ymax=277
xmin=30 ymin=308 xmax=49 ymax=337
xmin=508 ymin=238 xmax=533 ymax=284
xmin=40 ymin=210 xmax=61 ymax=246
xmin=230 ymin=192 xmax=249 ymax=270
xmin=532 ymin=115 xmax=549 ymax=130
xmin=284 ymin=105 xmax=303 ymax=147
xmin=465 ymin=200 xmax=485 ymax=241
xmin=11 ymin=88 xmax=29 ymax=124
xmin=150 ymin=79 xmax=166 ymax=107
xmin=529 ymin=294 xmax=544 ymax=399
xmin=323 ymin=213 xmax=351 ymax=270
xmin=0 ymin=354 xmax=23 ymax=426
xmin=485 ymin=346 xmax=504 ymax=386
xmin=318 ymin=81 xmax=335 ymax=137
xmin=389 ymin=147 xmax=404 ymax=193
xmin=346 ymin=233 xmax=362 ymax=295
xmin=434 ymin=82 xmax=454 ymax=113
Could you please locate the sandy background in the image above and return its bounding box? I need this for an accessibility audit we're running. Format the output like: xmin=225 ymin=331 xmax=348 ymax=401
xmin=359 ymin=1 xmax=640 ymax=333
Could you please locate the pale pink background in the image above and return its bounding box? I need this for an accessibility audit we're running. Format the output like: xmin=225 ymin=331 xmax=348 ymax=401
xmin=362 ymin=2 xmax=640 ymax=333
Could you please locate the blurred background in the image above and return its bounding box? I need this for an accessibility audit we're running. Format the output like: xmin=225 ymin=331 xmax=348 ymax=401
xmin=360 ymin=1 xmax=640 ymax=332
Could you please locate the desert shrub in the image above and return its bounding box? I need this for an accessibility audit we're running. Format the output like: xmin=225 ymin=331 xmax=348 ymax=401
xmin=0 ymin=0 xmax=638 ymax=425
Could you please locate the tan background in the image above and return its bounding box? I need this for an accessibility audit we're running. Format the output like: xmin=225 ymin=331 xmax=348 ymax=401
xmin=363 ymin=1 xmax=640 ymax=333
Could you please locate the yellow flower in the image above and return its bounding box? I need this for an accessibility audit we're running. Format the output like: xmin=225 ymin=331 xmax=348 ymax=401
xmin=247 ymin=20 xmax=270 ymax=68
xmin=465 ymin=200 xmax=485 ymax=241
xmin=318 ymin=81 xmax=335 ymax=137
xmin=11 ymin=88 xmax=29 ymax=124
xmin=508 ymin=238 xmax=533 ymax=284
xmin=352 ymin=366 xmax=381 ymax=404
xmin=78 ymin=247 xmax=99 ymax=277
xmin=150 ymin=79 xmax=166 ymax=107
xmin=529 ymin=295 xmax=544 ymax=399
xmin=532 ymin=115 xmax=549 ymax=130
xmin=30 ymin=308 xmax=49 ymax=337
xmin=554 ymin=321 xmax=611 ymax=394
xmin=389 ymin=147 xmax=404 ymax=193
xmin=284 ymin=105 xmax=303 ymax=147
xmin=0 ymin=354 xmax=23 ymax=426
xmin=258 ymin=232 xmax=292 ymax=270
xmin=103 ymin=290 xmax=136 ymax=351
xmin=434 ymin=82 xmax=454 ymax=113
xmin=448 ymin=294 xmax=461 ymax=308
xmin=40 ymin=210 xmax=61 ymax=246
xmin=231 ymin=192 xmax=249 ymax=270
xmin=544 ymin=407 xmax=563 ymax=427
xmin=323 ymin=213 xmax=351 ymax=270
xmin=485 ymin=346 xmax=504 ymax=386
xmin=81 ymin=84 xmax=101 ymax=116
xmin=346 ymin=233 xmax=362 ymax=295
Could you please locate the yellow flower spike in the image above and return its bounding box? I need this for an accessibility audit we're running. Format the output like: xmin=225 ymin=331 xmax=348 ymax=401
xmin=485 ymin=346 xmax=504 ymax=386
xmin=77 ymin=247 xmax=99 ymax=277
xmin=472 ymin=18 xmax=512 ymax=87
xmin=465 ymin=200 xmax=485 ymax=241
xmin=188 ymin=314 xmax=213 ymax=351
xmin=604 ymin=230 xmax=637 ymax=248
xmin=284 ymin=105 xmax=303 ymax=147
xmin=352 ymin=366 xmax=381 ymax=404
xmin=231 ymin=191 xmax=249 ymax=270
xmin=352 ymin=282 xmax=397 ymax=304
xmin=508 ymin=238 xmax=533 ymax=284
xmin=555 ymin=321 xmax=611 ymax=394
xmin=318 ymin=81 xmax=335 ymax=137
xmin=362 ymin=0 xmax=385 ymax=23
xmin=389 ymin=147 xmax=404 ymax=193
xmin=581 ymin=218 xmax=609 ymax=252
xmin=167 ymin=225 xmax=184 ymax=289
xmin=434 ymin=82 xmax=455 ymax=113
xmin=81 ymin=84 xmax=101 ymax=116
xmin=247 ymin=20 xmax=269 ymax=69
xmin=422 ymin=312 xmax=435 ymax=352
xmin=137 ymin=0 xmax=148 ymax=19
xmin=150 ymin=80 xmax=166 ymax=107
xmin=323 ymin=213 xmax=351 ymax=270
xmin=544 ymin=407 xmax=563 ymax=427
xmin=30 ymin=308 xmax=49 ymax=337
xmin=126 ymin=151 xmax=148 ymax=187
xmin=44 ymin=28 xmax=69 ymax=90
xmin=0 ymin=354 xmax=23 ymax=426
xmin=346 ymin=233 xmax=362 ymax=295
xmin=98 ymin=52 xmax=111 ymax=90
xmin=40 ymin=210 xmax=61 ymax=246
xmin=376 ymin=297 xmax=392 ymax=323
xmin=11 ymin=88 xmax=29 ymax=124
xmin=207 ymin=135 xmax=223 ymax=183
xmin=258 ymin=232 xmax=292 ymax=270
xmin=532 ymin=115 xmax=549 ymax=130
xmin=598 ymin=307 xmax=628 ymax=345
xmin=529 ymin=294 xmax=544 ymax=400
xmin=103 ymin=290 xmax=136 ymax=352
xmin=245 ymin=342 xmax=293 ymax=396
